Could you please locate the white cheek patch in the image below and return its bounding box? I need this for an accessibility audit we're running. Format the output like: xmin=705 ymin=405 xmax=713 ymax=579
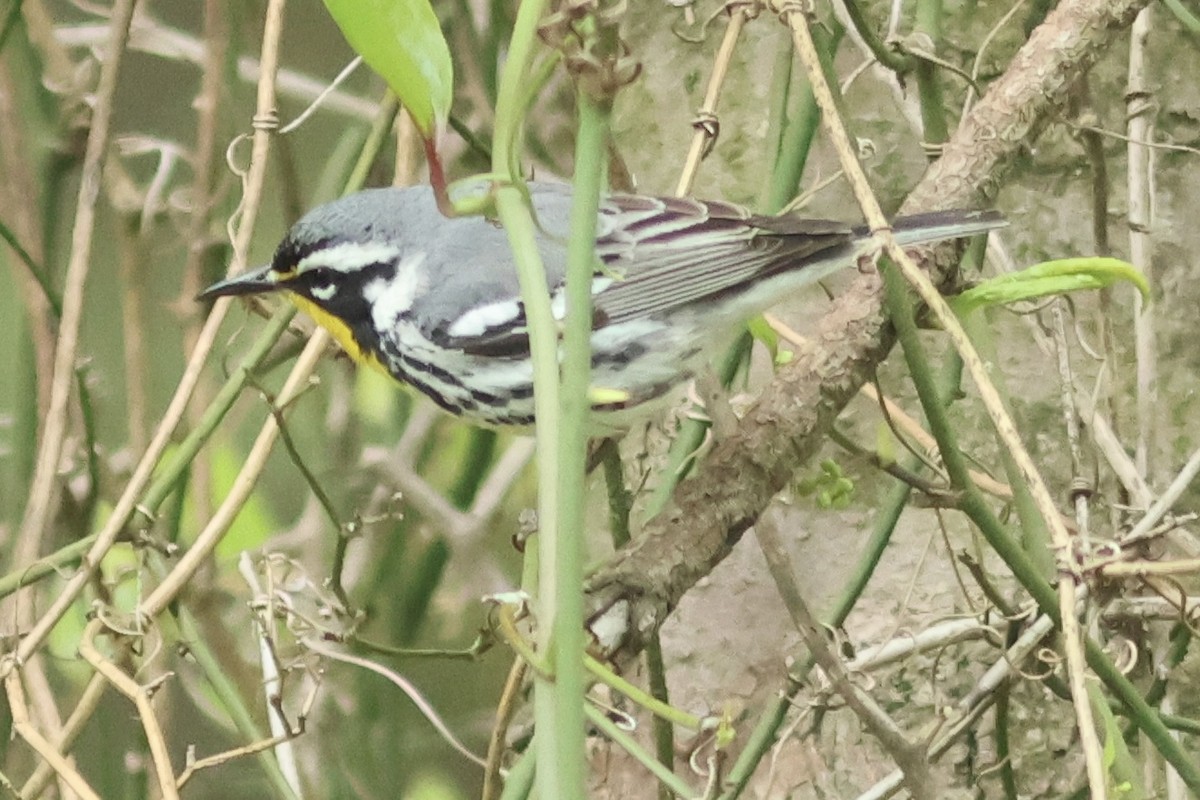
xmin=297 ymin=241 xmax=400 ymax=274
xmin=448 ymin=299 xmax=523 ymax=338
xmin=364 ymin=252 xmax=427 ymax=329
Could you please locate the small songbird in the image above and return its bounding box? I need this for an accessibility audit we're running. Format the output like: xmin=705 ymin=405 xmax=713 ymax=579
xmin=200 ymin=183 xmax=1003 ymax=427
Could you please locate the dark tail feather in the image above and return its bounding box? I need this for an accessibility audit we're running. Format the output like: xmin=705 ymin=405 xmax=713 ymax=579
xmin=856 ymin=209 xmax=1007 ymax=246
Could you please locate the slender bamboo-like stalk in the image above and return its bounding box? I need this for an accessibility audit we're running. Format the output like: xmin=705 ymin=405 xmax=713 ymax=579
xmin=12 ymin=0 xmax=139 ymax=646
xmin=488 ymin=0 xmax=565 ymax=795
xmin=10 ymin=0 xmax=287 ymax=666
xmin=542 ymin=87 xmax=611 ymax=799
xmin=1126 ymin=6 xmax=1157 ymax=481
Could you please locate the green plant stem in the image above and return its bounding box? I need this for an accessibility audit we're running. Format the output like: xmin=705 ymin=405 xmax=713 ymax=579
xmin=993 ymin=679 xmax=1018 ymax=800
xmin=599 ymin=437 xmax=666 ymax=778
xmin=548 ymin=84 xmax=610 ymax=800
xmin=599 ymin=439 xmax=633 ymax=546
xmin=0 ymin=0 xmax=24 ymax=54
xmin=584 ymin=705 xmax=695 ymax=799
xmin=1140 ymin=624 xmax=1192 ymax=710
xmin=0 ymin=217 xmax=57 ymax=315
xmin=1089 ymin=683 xmax=1146 ymax=799
xmin=1162 ymin=0 xmax=1200 ymax=32
xmin=1158 ymin=713 xmax=1200 ymax=736
xmin=643 ymin=637 xmax=674 ymax=794
xmin=913 ymin=0 xmax=948 ymax=148
xmin=1118 ymin=623 xmax=1191 ymax=748
xmin=759 ymin=40 xmax=794 ymax=205
xmin=881 ymin=262 xmax=1200 ymax=792
xmin=172 ymin=605 xmax=299 ymax=800
xmin=489 ymin=1 xmax=564 ymax=796
xmin=497 ymin=745 xmax=536 ymax=800
xmin=346 ymin=91 xmax=399 ymax=192
xmin=584 ymin=654 xmax=703 ymax=730
xmin=962 ymin=311 xmax=1054 ymax=579
xmin=448 ymin=428 xmax=498 ymax=508
xmin=491 ymin=0 xmax=546 ymax=181
xmin=492 ymin=172 xmax=563 ymax=773
xmin=762 ymin=23 xmax=841 ymax=212
xmin=644 ymin=332 xmax=751 ymax=518
xmin=840 ymin=0 xmax=913 ymax=72
xmin=75 ymin=369 xmax=101 ymax=527
xmin=0 ymin=536 xmax=94 ymax=597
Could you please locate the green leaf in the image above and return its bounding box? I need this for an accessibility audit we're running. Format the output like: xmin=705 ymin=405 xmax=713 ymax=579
xmin=322 ymin=0 xmax=453 ymax=137
xmin=820 ymin=459 xmax=842 ymax=478
xmin=745 ymin=314 xmax=780 ymax=363
xmin=951 ymin=258 xmax=1150 ymax=317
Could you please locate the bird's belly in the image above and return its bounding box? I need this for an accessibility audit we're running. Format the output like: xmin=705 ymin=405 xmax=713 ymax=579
xmin=375 ymin=322 xmax=706 ymax=428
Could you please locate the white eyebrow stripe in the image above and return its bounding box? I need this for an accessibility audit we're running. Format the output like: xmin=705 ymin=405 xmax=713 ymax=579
xmin=297 ymin=242 xmax=400 ymax=274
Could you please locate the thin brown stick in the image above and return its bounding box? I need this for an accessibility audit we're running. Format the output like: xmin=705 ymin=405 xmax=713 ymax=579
xmin=175 ymin=732 xmax=295 ymax=790
xmin=19 ymin=670 xmax=110 ymax=798
xmin=55 ymin=15 xmax=378 ymax=122
xmin=5 ymin=673 xmax=101 ymax=800
xmin=178 ymin=0 xmax=231 ymax=526
xmin=18 ymin=656 xmax=74 ymax=800
xmin=755 ymin=506 xmax=935 ymax=798
xmin=765 ymin=313 xmax=1014 ymax=499
xmin=78 ymin=621 xmax=180 ymax=800
xmin=6 ymin=0 xmax=287 ymax=667
xmin=13 ymin=0 xmax=138 ymax=629
xmin=1099 ymin=558 xmax=1200 ymax=578
xmin=482 ymin=657 xmax=529 ymax=800
xmin=674 ymin=3 xmax=752 ymax=196
xmin=140 ymin=329 xmax=327 ymax=617
xmin=1126 ymin=6 xmax=1157 ymax=481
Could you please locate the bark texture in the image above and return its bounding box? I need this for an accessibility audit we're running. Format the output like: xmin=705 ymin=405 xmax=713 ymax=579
xmin=585 ymin=0 xmax=1151 ymax=660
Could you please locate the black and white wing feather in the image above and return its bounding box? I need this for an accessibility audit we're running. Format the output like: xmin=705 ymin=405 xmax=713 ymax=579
xmin=442 ymin=188 xmax=854 ymax=357
xmin=431 ymin=184 xmax=1003 ymax=358
xmin=588 ymin=193 xmax=853 ymax=327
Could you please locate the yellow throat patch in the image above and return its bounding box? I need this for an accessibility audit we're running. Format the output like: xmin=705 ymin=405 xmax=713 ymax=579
xmin=287 ymin=293 xmax=390 ymax=377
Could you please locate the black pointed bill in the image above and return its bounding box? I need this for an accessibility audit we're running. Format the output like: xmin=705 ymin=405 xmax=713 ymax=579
xmin=197 ymin=265 xmax=281 ymax=301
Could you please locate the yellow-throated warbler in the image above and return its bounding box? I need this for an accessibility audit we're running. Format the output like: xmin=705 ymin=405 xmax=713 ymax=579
xmin=200 ymin=183 xmax=1004 ymax=426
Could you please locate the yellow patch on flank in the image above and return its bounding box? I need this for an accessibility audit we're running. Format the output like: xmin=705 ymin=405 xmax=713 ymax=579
xmin=588 ymin=386 xmax=631 ymax=406
xmin=288 ymin=294 xmax=391 ymax=378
